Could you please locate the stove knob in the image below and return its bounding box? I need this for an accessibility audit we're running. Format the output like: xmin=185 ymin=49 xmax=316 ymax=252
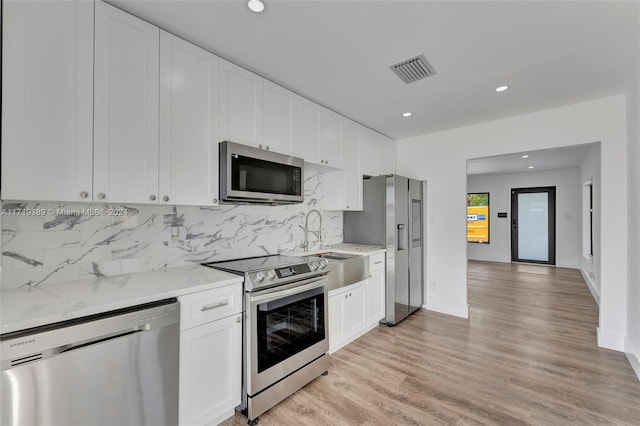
xmin=310 ymin=261 xmax=319 ymax=271
xmin=255 ymin=271 xmax=266 ymax=282
xmin=319 ymin=259 xmax=328 ymax=269
xmin=266 ymin=270 xmax=276 ymax=280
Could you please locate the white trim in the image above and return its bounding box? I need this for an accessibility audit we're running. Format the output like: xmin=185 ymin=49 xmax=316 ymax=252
xmin=425 ymin=303 xmax=469 ymax=319
xmin=597 ymin=327 xmax=625 ymax=351
xmin=556 ymin=261 xmax=579 ymax=269
xmin=579 ymin=267 xmax=600 ymax=306
xmin=624 ymin=337 xmax=640 ymax=381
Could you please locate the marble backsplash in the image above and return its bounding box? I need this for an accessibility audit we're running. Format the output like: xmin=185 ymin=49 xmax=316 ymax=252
xmin=1 ymin=166 xmax=342 ymax=290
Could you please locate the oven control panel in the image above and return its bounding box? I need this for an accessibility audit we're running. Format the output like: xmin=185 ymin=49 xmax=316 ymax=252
xmin=275 ymin=263 xmax=311 ymax=279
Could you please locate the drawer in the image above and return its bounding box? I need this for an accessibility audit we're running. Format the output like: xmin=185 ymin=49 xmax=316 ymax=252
xmin=369 ymin=252 xmax=386 ymax=272
xmin=179 ymin=282 xmax=243 ymax=330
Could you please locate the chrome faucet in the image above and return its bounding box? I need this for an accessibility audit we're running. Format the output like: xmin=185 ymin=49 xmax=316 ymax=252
xmin=302 ymin=209 xmax=323 ymax=251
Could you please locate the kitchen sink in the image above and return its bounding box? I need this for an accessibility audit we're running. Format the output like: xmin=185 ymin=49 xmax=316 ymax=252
xmin=311 ymin=252 xmax=369 ymax=291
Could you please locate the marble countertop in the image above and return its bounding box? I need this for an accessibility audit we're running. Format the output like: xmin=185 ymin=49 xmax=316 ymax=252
xmin=1 ymin=265 xmax=242 ymax=335
xmin=284 ymin=243 xmax=386 ymax=257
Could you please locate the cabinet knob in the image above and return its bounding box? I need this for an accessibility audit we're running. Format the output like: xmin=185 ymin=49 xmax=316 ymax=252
xmin=346 ymin=205 xmax=350 ymax=209
xmin=259 ymin=144 xmax=263 ymax=149
xmin=163 ymin=195 xmax=170 ymax=202
xmin=98 ymin=193 xmax=106 ymax=200
xmin=266 ymin=145 xmax=270 ymax=150
xmin=236 ymin=316 xmax=241 ymax=323
xmin=213 ymin=198 xmax=218 ymax=204
xmin=321 ymin=160 xmax=325 ymax=164
xmin=345 ymin=294 xmax=348 ymax=299
xmin=149 ymin=195 xmax=156 ymax=201
xmin=80 ymin=191 xmax=89 ymax=199
xmin=326 ymin=160 xmax=329 ymax=165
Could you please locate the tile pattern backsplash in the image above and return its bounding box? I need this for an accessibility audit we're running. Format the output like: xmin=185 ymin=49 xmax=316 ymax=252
xmin=1 ymin=165 xmax=342 ymax=290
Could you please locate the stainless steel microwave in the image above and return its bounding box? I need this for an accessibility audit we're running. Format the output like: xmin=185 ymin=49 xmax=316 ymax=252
xmin=219 ymin=141 xmax=304 ymax=204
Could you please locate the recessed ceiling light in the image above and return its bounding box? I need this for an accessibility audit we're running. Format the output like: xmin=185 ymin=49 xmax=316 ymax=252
xmin=402 ymin=112 xmax=412 ymax=117
xmin=247 ymin=0 xmax=265 ymax=13
xmin=528 ymin=166 xmax=534 ymax=169
xmin=522 ymin=154 xmax=529 ymax=158
xmin=495 ymin=85 xmax=509 ymax=92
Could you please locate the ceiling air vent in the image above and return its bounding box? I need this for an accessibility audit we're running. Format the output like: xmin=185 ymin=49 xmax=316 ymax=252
xmin=390 ymin=54 xmax=436 ymax=84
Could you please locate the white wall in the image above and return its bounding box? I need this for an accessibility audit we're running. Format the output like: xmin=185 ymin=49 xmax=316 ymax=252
xmin=579 ymin=144 xmax=601 ymax=304
xmin=467 ymin=168 xmax=581 ymax=269
xmin=625 ymin=48 xmax=640 ymax=376
xmin=397 ymin=96 xmax=628 ymax=351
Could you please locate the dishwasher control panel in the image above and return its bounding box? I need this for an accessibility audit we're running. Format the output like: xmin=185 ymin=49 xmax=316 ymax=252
xmin=129 ymin=305 xmax=178 ymax=325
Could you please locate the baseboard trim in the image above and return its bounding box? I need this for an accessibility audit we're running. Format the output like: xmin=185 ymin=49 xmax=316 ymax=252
xmin=597 ymin=327 xmax=625 ymax=351
xmin=579 ymin=267 xmax=600 ymax=306
xmin=425 ymin=303 xmax=469 ymax=319
xmin=624 ymin=338 xmax=640 ymax=381
xmin=556 ymin=261 xmax=579 ymax=269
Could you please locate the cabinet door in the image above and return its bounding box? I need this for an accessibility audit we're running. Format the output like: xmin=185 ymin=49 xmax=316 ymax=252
xmin=219 ymin=59 xmax=263 ymax=147
xmin=379 ymin=136 xmax=396 ymax=175
xmin=159 ymin=31 xmax=220 ymax=206
xmin=293 ymin=97 xmax=322 ymax=164
xmin=360 ymin=128 xmax=379 ymax=177
xmin=2 ymin=0 xmax=94 ymax=202
xmin=94 ymin=1 xmax=159 ymax=203
xmin=263 ymin=81 xmax=296 ymax=155
xmin=342 ymin=282 xmax=367 ymax=341
xmin=328 ymin=291 xmax=345 ymax=352
xmin=179 ymin=314 xmax=242 ymax=426
xmin=319 ymin=109 xmax=343 ymax=168
xmin=342 ymin=120 xmax=362 ymax=210
xmin=367 ymin=269 xmax=385 ymax=326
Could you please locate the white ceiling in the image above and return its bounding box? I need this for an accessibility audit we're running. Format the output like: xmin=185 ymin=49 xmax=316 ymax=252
xmin=109 ymin=0 xmax=640 ymax=140
xmin=466 ymin=144 xmax=593 ymax=176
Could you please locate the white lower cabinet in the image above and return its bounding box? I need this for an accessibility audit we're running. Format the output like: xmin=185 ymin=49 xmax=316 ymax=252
xmin=179 ymin=284 xmax=242 ymax=426
xmin=328 ymin=280 xmax=366 ymax=353
xmin=367 ymin=269 xmax=385 ymax=326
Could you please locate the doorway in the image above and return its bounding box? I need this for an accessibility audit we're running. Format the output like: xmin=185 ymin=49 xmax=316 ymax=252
xmin=511 ymin=186 xmax=556 ymax=265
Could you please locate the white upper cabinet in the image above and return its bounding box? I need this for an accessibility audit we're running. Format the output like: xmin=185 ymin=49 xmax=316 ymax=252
xmin=379 ymin=136 xmax=396 ymax=174
xmin=342 ymin=120 xmax=362 ymax=210
xmin=219 ymin=59 xmax=263 ymax=147
xmin=293 ymin=97 xmax=322 ymax=163
xmin=2 ymin=0 xmax=94 ymax=202
xmin=94 ymin=1 xmax=160 ymax=204
xmin=159 ymin=31 xmax=220 ymax=206
xmin=319 ymin=109 xmax=343 ymax=168
xmin=263 ymin=81 xmax=297 ymax=155
xmin=324 ymin=118 xmax=362 ymax=211
xmin=360 ymin=128 xmax=380 ymax=177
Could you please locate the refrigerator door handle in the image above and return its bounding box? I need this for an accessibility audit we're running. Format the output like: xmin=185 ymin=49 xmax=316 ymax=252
xmin=397 ymin=224 xmax=407 ymax=250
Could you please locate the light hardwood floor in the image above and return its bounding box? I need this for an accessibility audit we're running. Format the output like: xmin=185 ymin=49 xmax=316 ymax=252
xmin=226 ymin=261 xmax=640 ymax=425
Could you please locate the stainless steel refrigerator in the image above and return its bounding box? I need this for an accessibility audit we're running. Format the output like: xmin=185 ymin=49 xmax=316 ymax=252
xmin=343 ymin=175 xmax=423 ymax=325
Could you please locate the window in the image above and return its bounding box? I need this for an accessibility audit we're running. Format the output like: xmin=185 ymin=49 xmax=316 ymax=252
xmin=467 ymin=192 xmax=490 ymax=244
xmin=582 ymin=181 xmax=593 ymax=258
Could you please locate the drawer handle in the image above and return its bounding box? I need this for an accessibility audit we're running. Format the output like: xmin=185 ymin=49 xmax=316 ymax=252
xmin=201 ymin=301 xmax=229 ymax=312
xmin=374 ymin=261 xmax=384 ymax=265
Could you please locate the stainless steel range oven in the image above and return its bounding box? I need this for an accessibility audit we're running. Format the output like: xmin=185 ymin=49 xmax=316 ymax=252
xmin=204 ymin=255 xmax=330 ymax=425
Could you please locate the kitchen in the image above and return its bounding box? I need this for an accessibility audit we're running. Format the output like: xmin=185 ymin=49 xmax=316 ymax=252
xmin=2 ymin=0 xmax=640 ymax=425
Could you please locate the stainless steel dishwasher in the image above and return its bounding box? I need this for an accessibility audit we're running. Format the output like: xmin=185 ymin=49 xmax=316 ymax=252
xmin=0 ymin=298 xmax=180 ymax=426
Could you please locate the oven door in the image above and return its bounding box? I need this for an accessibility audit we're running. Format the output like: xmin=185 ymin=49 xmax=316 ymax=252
xmin=247 ymin=275 xmax=328 ymax=395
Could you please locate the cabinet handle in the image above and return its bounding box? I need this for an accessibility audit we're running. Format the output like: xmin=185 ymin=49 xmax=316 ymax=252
xmin=236 ymin=316 xmax=241 ymax=323
xmin=346 ymin=205 xmax=350 ymax=209
xmin=201 ymin=301 xmax=229 ymax=312
xmin=344 ymin=294 xmax=348 ymax=299
xmin=266 ymin=145 xmax=270 ymax=150
xmin=80 ymin=191 xmax=89 ymax=199
xmin=163 ymin=195 xmax=170 ymax=202
xmin=259 ymin=144 xmax=263 ymax=149
xmin=149 ymin=195 xmax=156 ymax=201
xmin=349 ymin=292 xmax=352 ymax=297
xmin=326 ymin=160 xmax=329 ymax=165
xmin=374 ymin=261 xmax=383 ymax=265
xmin=213 ymin=198 xmax=218 ymax=204
xmin=98 ymin=193 xmax=106 ymax=200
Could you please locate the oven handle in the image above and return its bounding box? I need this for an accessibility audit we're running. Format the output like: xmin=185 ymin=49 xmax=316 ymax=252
xmin=249 ymin=276 xmax=327 ymax=305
